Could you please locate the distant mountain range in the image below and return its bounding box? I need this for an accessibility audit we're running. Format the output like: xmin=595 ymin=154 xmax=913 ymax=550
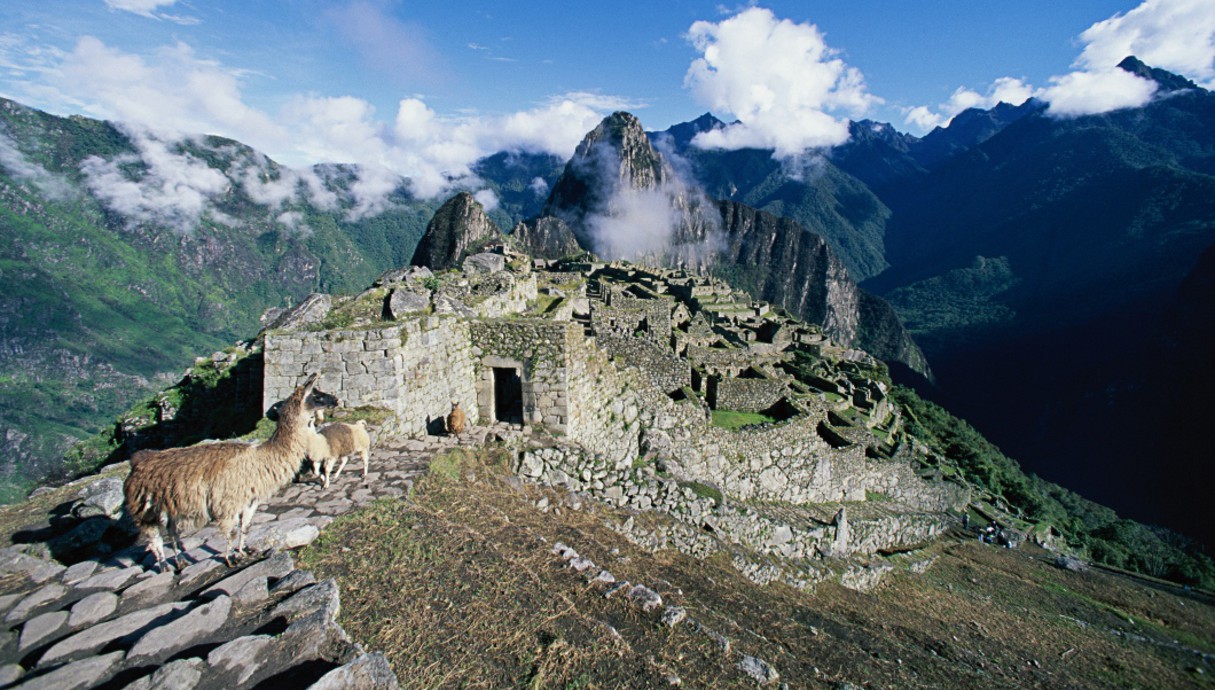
xmin=0 ymin=57 xmax=1211 ymax=547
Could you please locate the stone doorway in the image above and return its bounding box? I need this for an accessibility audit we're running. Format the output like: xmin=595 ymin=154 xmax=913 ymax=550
xmin=492 ymin=367 xmax=524 ymax=424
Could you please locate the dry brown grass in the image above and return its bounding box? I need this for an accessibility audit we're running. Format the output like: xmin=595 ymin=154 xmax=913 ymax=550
xmin=299 ymin=446 xmax=1215 ymax=689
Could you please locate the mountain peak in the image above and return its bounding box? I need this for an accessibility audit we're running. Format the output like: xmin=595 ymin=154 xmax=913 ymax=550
xmin=1117 ymin=55 xmax=1200 ymax=92
xmin=542 ymin=111 xmax=668 ymax=224
xmin=410 ymin=191 xmax=501 ymax=270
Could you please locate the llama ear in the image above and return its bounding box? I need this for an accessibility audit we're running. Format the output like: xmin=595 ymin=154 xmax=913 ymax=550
xmin=301 ymin=373 xmax=318 ymax=394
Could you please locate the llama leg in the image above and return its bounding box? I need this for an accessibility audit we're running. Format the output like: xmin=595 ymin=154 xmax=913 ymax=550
xmin=333 ymin=454 xmax=350 ymax=481
xmin=237 ymin=501 xmax=258 ymax=556
xmin=142 ymin=525 xmax=168 ymax=573
xmin=167 ymin=520 xmax=191 ymax=570
xmin=218 ymin=516 xmax=240 ymax=566
xmin=361 ymin=449 xmax=369 ymax=479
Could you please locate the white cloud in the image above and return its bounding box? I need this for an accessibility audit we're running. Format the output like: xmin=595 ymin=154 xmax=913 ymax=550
xmin=80 ymin=133 xmax=230 ymax=232
xmin=31 ymin=35 xmax=641 ymax=224
xmin=529 ymin=176 xmax=550 ymax=198
xmin=904 ymin=0 xmax=1213 ymax=128
xmin=1076 ymin=0 xmax=1215 ymax=86
xmin=57 ymin=37 xmax=284 ymax=145
xmin=473 ymin=188 xmax=500 ymax=211
xmin=683 ymin=7 xmax=880 ymax=156
xmin=275 ymin=210 xmax=310 ymax=236
xmin=903 ymin=77 xmax=1035 ymax=131
xmin=1040 ymin=68 xmax=1158 ymax=116
xmin=104 ymin=0 xmax=178 ymax=18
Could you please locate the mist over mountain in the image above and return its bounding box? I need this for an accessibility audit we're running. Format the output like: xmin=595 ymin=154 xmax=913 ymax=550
xmin=531 ymin=112 xmax=930 ymax=379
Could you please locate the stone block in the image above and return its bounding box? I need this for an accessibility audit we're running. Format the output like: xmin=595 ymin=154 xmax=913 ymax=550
xmin=17 ymin=650 xmax=124 ymax=690
xmin=67 ymin=591 xmax=118 ymax=629
xmin=74 ymin=564 xmax=141 ymax=593
xmin=203 ymin=551 xmax=293 ymax=598
xmin=308 ymin=652 xmax=400 ymax=690
xmin=40 ymin=600 xmax=189 ymax=665
xmin=123 ymin=658 xmax=204 ymax=690
xmin=18 ymin=610 xmax=68 ymax=652
xmin=207 ymin=634 xmax=276 ymax=685
xmin=5 ymin=583 xmax=67 ymax=624
xmin=127 ymin=595 xmax=232 ymax=662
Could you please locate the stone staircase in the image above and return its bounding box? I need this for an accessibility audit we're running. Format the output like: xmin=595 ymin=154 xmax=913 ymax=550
xmin=0 ymin=428 xmax=494 ymax=689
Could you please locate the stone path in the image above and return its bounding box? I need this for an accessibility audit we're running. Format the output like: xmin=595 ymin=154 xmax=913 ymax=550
xmin=0 ymin=426 xmax=497 ymax=690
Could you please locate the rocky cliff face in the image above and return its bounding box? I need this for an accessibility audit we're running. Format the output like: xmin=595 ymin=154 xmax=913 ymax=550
xmin=410 ymin=192 xmax=502 ymax=270
xmin=509 ymin=216 xmax=582 ymax=260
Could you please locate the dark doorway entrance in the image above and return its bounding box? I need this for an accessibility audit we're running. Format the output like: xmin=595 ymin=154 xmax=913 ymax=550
xmin=493 ymin=367 xmax=524 ymax=424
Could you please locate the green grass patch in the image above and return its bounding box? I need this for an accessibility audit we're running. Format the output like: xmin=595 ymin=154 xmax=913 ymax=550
xmin=681 ymin=481 xmax=723 ymax=506
xmin=710 ymin=410 xmax=775 ymax=430
xmin=427 ymin=448 xmax=471 ymax=482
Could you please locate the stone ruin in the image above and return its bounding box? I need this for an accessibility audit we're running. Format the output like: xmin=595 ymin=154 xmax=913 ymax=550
xmin=262 ymin=245 xmax=969 ymax=590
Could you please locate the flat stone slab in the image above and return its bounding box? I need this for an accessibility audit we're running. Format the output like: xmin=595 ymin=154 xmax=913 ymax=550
xmin=74 ymin=564 xmax=141 ymax=593
xmin=18 ymin=610 xmax=67 ymax=652
xmin=121 ymin=571 xmax=175 ymax=606
xmin=310 ymin=652 xmax=401 ymax=689
xmin=5 ymin=583 xmax=66 ymax=624
xmin=59 ymin=561 xmax=98 ymax=585
xmin=207 ymin=634 xmax=276 ymax=685
xmin=16 ymin=650 xmax=123 ymax=690
xmin=68 ymin=591 xmax=118 ymax=629
xmin=203 ymin=552 xmax=294 ymax=599
xmin=0 ymin=547 xmax=64 ymax=585
xmin=40 ymin=600 xmax=189 ymax=666
xmin=127 ymin=595 xmax=231 ymax=662
xmin=245 ymin=518 xmax=320 ymax=552
xmin=124 ymin=657 xmax=204 ymax=690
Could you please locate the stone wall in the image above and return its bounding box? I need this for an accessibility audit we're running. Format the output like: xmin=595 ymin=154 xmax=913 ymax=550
xmin=470 ymin=320 xmax=574 ymax=432
xmin=263 ymin=318 xmax=479 ymax=438
xmin=596 ymin=335 xmax=691 ymax=395
xmin=713 ymin=377 xmax=788 ymax=412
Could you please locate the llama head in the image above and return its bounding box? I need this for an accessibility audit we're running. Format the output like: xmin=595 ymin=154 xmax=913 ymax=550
xmin=272 ymin=375 xmax=339 ymax=430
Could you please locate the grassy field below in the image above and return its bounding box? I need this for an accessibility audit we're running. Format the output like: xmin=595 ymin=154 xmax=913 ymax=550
xmin=298 ymin=446 xmax=1215 ymax=689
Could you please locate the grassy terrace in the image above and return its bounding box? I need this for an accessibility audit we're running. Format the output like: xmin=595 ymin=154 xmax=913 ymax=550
xmin=297 ymin=446 xmax=1215 ymax=689
xmin=710 ymin=410 xmax=776 ymax=431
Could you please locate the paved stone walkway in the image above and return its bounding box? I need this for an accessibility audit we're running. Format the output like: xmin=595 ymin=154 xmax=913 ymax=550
xmin=0 ymin=426 xmax=497 ymax=690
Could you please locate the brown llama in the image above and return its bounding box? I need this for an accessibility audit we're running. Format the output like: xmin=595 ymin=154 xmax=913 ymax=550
xmin=446 ymin=401 xmax=466 ymax=438
xmin=124 ymin=374 xmax=338 ymax=571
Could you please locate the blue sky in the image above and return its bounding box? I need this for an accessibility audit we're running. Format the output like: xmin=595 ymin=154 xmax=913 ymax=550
xmin=1 ymin=0 xmax=1214 ymax=202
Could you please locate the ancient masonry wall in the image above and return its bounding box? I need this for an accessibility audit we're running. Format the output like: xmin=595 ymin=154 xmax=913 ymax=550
xmin=596 ymin=335 xmax=691 ymax=395
xmin=713 ymin=377 xmax=788 ymax=412
xmin=263 ymin=317 xmax=479 ymax=438
xmin=469 ymin=320 xmax=574 ymax=432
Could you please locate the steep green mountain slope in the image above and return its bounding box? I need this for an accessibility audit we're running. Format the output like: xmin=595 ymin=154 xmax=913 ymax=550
xmin=859 ymin=67 xmax=1215 ymax=543
xmin=0 ymin=98 xmax=447 ymax=498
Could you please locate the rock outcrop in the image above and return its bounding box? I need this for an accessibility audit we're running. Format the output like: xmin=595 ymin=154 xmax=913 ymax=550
xmin=410 ymin=192 xmax=501 ymax=270
xmin=510 ymin=216 xmax=582 ymax=260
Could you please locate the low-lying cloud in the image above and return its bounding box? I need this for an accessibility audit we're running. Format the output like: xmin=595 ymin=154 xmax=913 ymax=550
xmin=904 ymin=0 xmax=1214 ymax=129
xmin=36 ymin=35 xmax=639 ymax=227
xmin=80 ymin=133 xmax=230 ymax=231
xmin=683 ymin=7 xmax=880 ymax=157
xmin=0 ymin=131 xmax=74 ymax=200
